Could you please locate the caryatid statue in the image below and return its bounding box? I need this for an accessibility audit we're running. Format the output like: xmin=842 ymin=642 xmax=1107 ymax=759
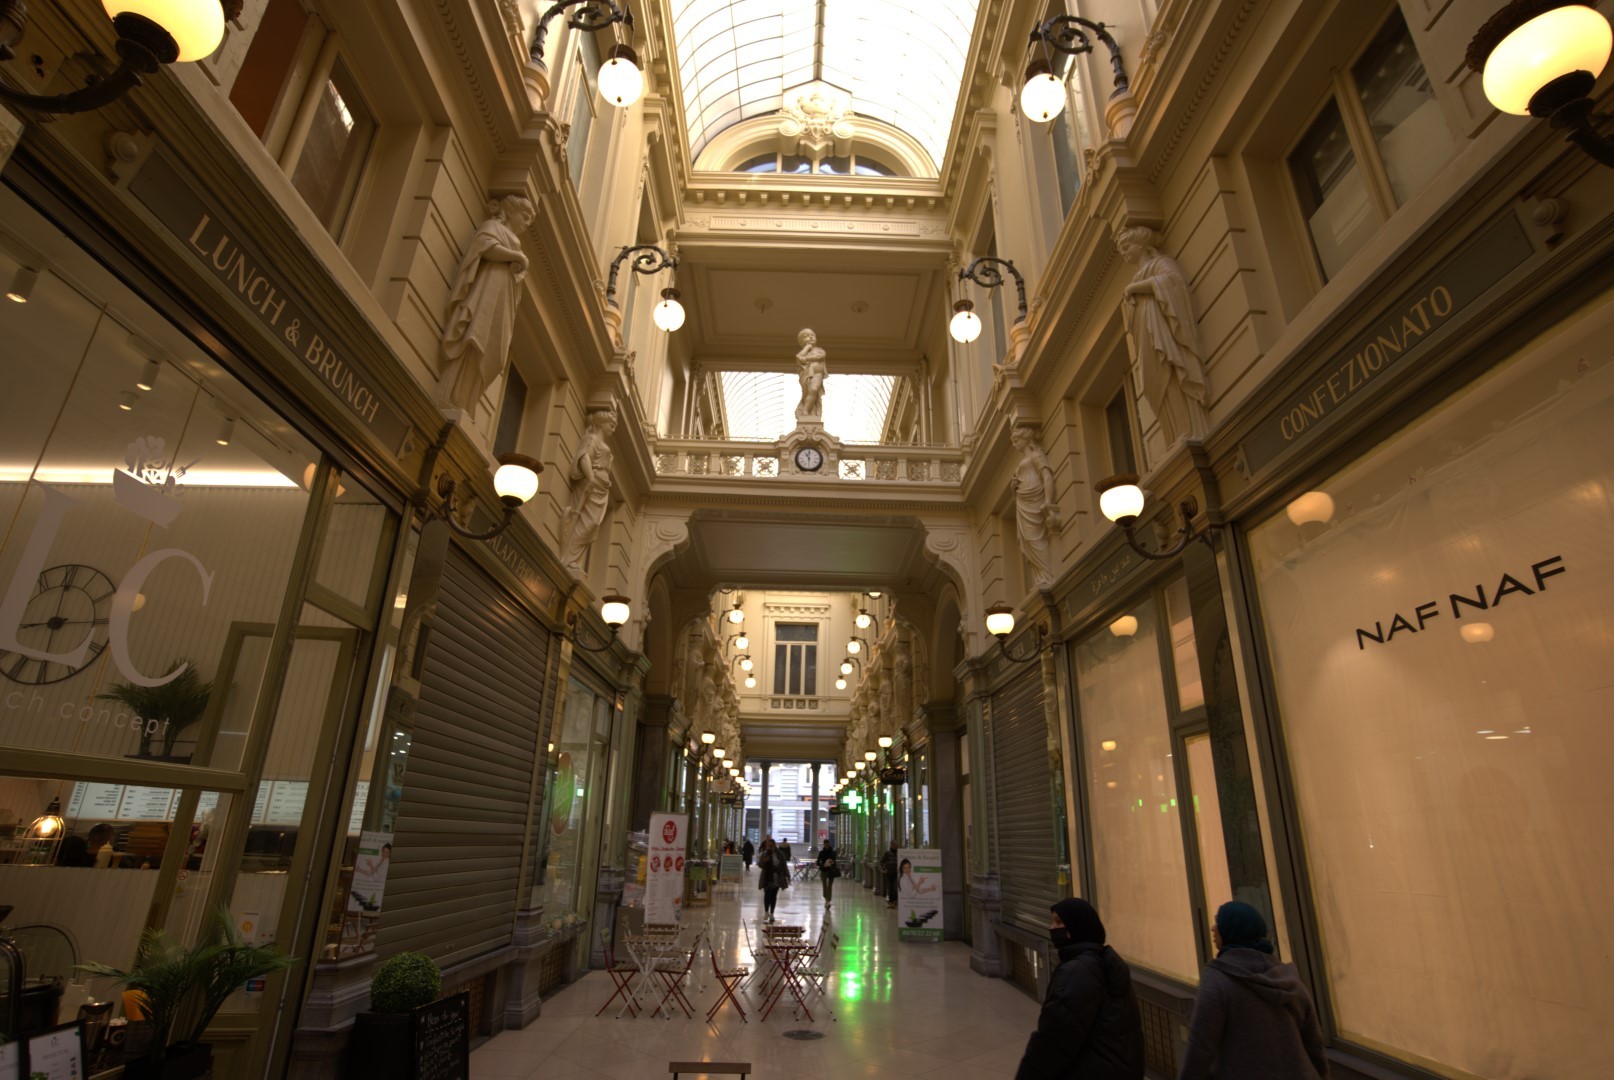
xmin=558 ymin=406 xmax=618 ymax=573
xmin=438 ymin=194 xmax=534 ymax=421
xmin=1116 ymin=225 xmax=1210 ymax=447
xmin=1011 ymin=424 xmax=1062 ymax=589
xmin=795 ymin=328 xmax=828 ymax=421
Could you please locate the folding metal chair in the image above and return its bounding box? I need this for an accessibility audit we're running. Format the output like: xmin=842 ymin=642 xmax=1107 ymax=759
xmin=651 ymin=929 xmax=703 ymax=1019
xmin=706 ymin=932 xmax=750 ymax=1023
xmin=595 ymin=927 xmax=640 ymax=1018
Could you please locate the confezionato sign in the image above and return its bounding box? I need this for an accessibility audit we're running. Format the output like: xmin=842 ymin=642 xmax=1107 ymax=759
xmin=1240 ymin=214 xmax=1534 ymax=477
xmin=128 ymin=153 xmax=412 ymax=454
xmin=1354 ymin=555 xmax=1565 ymax=650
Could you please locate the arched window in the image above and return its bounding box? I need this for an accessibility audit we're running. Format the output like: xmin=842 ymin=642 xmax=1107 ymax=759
xmin=737 ymin=153 xmax=779 ymax=173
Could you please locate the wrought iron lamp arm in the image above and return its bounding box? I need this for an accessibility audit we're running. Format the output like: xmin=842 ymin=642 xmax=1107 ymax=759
xmin=432 ymin=475 xmax=518 ymax=542
xmin=566 ymin=610 xmax=621 ymax=653
xmin=959 ymin=257 xmax=1028 ymax=322
xmin=531 ymin=0 xmax=633 ymax=65
xmin=1116 ymin=499 xmax=1207 ymax=561
xmin=994 ymin=624 xmax=1046 ymax=665
xmin=1031 ymin=14 xmax=1130 ymax=96
xmin=0 ymin=12 xmax=173 ymax=115
xmin=605 ymin=244 xmax=677 ymax=303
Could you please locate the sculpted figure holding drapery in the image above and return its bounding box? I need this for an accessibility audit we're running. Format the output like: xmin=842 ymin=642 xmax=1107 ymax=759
xmin=438 ymin=195 xmax=533 ymax=420
xmin=1117 ymin=225 xmax=1210 ymax=447
xmin=1010 ymin=425 xmax=1061 ymax=589
xmin=559 ymin=406 xmax=617 ymax=573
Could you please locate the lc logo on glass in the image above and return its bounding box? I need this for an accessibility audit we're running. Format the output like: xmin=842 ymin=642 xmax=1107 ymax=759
xmin=0 ymin=475 xmax=214 ymax=688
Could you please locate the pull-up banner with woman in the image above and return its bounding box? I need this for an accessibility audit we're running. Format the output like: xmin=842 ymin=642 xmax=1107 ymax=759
xmin=896 ymin=848 xmax=943 ymax=942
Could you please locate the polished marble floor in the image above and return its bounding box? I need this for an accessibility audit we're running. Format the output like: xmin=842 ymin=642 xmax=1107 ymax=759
xmin=470 ymin=873 xmax=1039 ymax=1079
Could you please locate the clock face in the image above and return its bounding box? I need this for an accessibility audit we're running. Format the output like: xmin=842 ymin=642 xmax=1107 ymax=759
xmin=795 ymin=446 xmax=824 ymax=472
xmin=0 ymin=563 xmax=115 ymax=685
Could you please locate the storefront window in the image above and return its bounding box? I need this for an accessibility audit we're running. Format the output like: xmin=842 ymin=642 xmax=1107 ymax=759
xmin=1248 ymin=305 xmax=1614 ymax=1075
xmin=1075 ymin=600 xmax=1198 ymax=982
xmin=535 ymin=678 xmax=610 ymax=919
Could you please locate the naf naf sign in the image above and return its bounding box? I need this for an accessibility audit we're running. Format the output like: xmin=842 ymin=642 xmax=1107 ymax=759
xmin=1354 ymin=555 xmax=1566 ymax=650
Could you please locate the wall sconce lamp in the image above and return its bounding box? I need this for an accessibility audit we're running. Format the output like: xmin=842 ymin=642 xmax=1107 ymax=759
xmin=950 ymin=257 xmax=1027 ymax=343
xmin=731 ymin=653 xmax=754 ymax=674
xmin=5 ymin=265 xmax=38 ymax=303
xmin=1020 ymin=14 xmax=1130 ymax=123
xmin=530 ymin=0 xmax=642 ymax=107
xmin=984 ymin=603 xmax=1047 ymax=664
xmin=878 ymin=736 xmax=893 ymax=750
xmin=846 ymin=636 xmax=867 ymax=656
xmin=744 ymin=674 xmax=757 ymax=689
xmin=854 ymin=608 xmax=874 ymax=630
xmin=725 ymin=598 xmax=745 ymax=624
xmin=604 ymin=244 xmax=683 ymax=330
xmin=430 ymin=453 xmax=543 ymax=541
xmin=1468 ymin=2 xmax=1614 ymax=168
xmin=565 ymin=594 xmax=632 ymax=653
xmin=725 ymin=630 xmax=750 ymax=652
xmin=0 ymin=0 xmax=226 ymax=115
xmin=1095 ymin=473 xmax=1216 ymax=560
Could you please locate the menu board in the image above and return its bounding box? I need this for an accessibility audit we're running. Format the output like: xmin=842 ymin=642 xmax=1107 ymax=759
xmin=66 ymin=783 xmax=124 ymax=820
xmin=412 ymin=992 xmax=469 ymax=1080
xmin=24 ymin=1023 xmax=83 ymax=1080
xmin=0 ymin=1039 xmax=17 ymax=1080
xmin=250 ymin=782 xmax=272 ymax=823
xmin=348 ymin=780 xmax=371 ymax=833
xmin=265 ymin=780 xmax=308 ymax=825
xmin=118 ymin=786 xmax=177 ymax=821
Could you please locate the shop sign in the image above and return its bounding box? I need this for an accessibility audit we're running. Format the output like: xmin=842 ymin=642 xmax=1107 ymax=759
xmin=1240 ymin=214 xmax=1534 ymax=477
xmin=128 ymin=153 xmax=412 ymax=455
xmin=1354 ymin=555 xmax=1565 ymax=650
xmin=470 ymin=507 xmax=554 ymax=605
xmin=1064 ymin=546 xmax=1142 ymax=623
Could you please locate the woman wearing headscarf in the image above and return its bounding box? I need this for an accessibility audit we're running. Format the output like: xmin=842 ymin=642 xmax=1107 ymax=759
xmin=1015 ymin=898 xmax=1145 ymax=1080
xmin=1178 ymin=901 xmax=1330 ymax=1080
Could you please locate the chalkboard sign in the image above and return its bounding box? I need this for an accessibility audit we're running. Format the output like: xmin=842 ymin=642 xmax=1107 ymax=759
xmin=412 ymin=992 xmax=470 ymax=1080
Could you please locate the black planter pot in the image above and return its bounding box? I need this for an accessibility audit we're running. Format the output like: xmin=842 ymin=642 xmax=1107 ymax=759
xmin=348 ymin=1011 xmax=412 ymax=1079
xmin=122 ymin=1042 xmax=213 ymax=1080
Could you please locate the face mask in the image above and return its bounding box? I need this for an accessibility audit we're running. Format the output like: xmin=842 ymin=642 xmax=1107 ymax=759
xmin=1050 ymin=927 xmax=1071 ymax=949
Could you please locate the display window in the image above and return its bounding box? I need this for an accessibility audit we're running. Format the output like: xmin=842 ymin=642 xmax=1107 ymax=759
xmin=535 ymin=677 xmax=612 ymax=920
xmin=1247 ymin=296 xmax=1614 ymax=1077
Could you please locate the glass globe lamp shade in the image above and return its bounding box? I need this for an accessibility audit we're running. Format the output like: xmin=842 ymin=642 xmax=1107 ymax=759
xmin=878 ymin=736 xmax=893 ymax=748
xmin=105 ymin=0 xmax=225 ymax=61
xmin=600 ymin=595 xmax=631 ymax=628
xmin=493 ymin=453 xmax=542 ymax=506
xmin=839 ymin=660 xmax=853 ymax=676
xmin=1475 ymin=4 xmax=1611 ymax=115
xmin=735 ymin=634 xmax=749 ymax=650
xmin=855 ymin=610 xmax=872 ymax=630
xmin=985 ymin=603 xmax=1016 ymax=638
xmin=745 ymin=675 xmax=757 ymax=689
xmin=29 ymin=796 xmax=64 ymax=839
xmin=597 ymin=44 xmax=644 ymax=107
xmin=1109 ymin=615 xmax=1139 ymax=638
xmin=835 ymin=677 xmax=847 ymax=690
xmin=652 ymin=287 xmax=686 ymax=331
xmin=1020 ymin=59 xmax=1066 ymax=122
xmin=727 ymin=606 xmax=745 ymax=624
xmin=1285 ymin=490 xmax=1336 ymax=526
xmin=949 ymin=300 xmax=982 ymax=343
xmin=712 ymin=748 xmax=726 ymax=760
xmin=846 ymin=639 xmax=861 ymax=655
xmin=1096 ymin=475 xmax=1146 ymax=523
xmin=867 ymin=591 xmax=881 ymax=598
xmin=700 ymin=731 xmax=716 ymax=745
xmin=864 ymin=751 xmax=877 ymax=762
xmin=855 ymin=761 xmax=866 ymax=771
xmin=739 ymin=656 xmax=753 ymax=672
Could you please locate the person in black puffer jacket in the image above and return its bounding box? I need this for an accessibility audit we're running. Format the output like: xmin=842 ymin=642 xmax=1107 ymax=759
xmin=1016 ymin=898 xmax=1145 ymax=1080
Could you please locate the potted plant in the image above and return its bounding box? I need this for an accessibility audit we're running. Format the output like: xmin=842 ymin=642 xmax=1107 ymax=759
xmin=99 ymin=660 xmax=213 ymax=761
xmin=347 ymin=952 xmax=441 ymax=1079
xmin=78 ymin=906 xmax=297 ymax=1079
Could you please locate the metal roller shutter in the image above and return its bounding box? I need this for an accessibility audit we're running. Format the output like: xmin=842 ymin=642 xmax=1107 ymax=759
xmin=376 ymin=547 xmax=550 ymax=968
xmin=991 ymin=673 xmax=1058 ymax=930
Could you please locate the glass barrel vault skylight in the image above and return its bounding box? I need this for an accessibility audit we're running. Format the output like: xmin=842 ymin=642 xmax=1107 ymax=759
xmin=672 ymin=0 xmax=981 ymax=169
xmin=719 ymin=371 xmax=896 ymax=443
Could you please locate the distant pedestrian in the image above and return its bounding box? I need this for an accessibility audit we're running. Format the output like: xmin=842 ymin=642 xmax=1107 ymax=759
xmin=1015 ymin=898 xmax=1144 ymax=1079
xmin=757 ymin=837 xmax=788 ymax=922
xmin=879 ymin=840 xmax=899 ymax=908
xmin=741 ymin=837 xmax=754 ymax=870
xmin=1178 ymin=901 xmax=1329 ymax=1080
xmin=816 ymin=839 xmax=840 ymax=907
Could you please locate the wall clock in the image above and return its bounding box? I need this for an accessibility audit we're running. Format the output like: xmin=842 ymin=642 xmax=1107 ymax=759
xmin=794 ymin=446 xmax=824 ymax=472
xmin=0 ymin=563 xmax=115 ymax=685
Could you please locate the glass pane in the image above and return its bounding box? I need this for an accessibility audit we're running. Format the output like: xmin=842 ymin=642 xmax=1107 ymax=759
xmin=773 ymin=643 xmax=787 ymax=694
xmin=567 ymin=31 xmax=600 ymax=190
xmin=1164 ymin=578 xmax=1204 ymax=711
xmin=1247 ymin=319 xmax=1614 ymax=1075
xmin=776 ymin=623 xmax=817 ymax=642
xmin=313 ymin=476 xmax=392 ymax=610
xmin=1075 ymin=600 xmax=1198 ymax=982
xmin=1184 ymin=733 xmax=1231 ymax=941
xmin=789 ymin=645 xmax=802 ymax=695
xmin=1290 ymin=99 xmax=1376 ymax=280
xmin=1105 ymin=388 xmax=1137 ymax=474
xmin=1352 ymin=12 xmax=1452 ymax=206
xmin=493 ymin=368 xmax=527 ymax=459
xmin=803 ymin=644 xmax=817 ymax=696
xmin=0 ymin=194 xmax=319 ymax=772
xmin=537 ymin=679 xmax=599 ymax=917
xmin=290 ymin=61 xmax=373 ymax=231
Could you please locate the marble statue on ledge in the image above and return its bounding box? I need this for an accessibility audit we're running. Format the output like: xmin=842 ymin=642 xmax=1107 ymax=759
xmin=795 ymin=328 xmax=828 ymax=424
xmin=1011 ymin=424 xmax=1062 ymax=590
xmin=559 ymin=405 xmax=617 ymax=573
xmin=1117 ymin=225 xmax=1210 ymax=449
xmin=437 ymin=194 xmax=533 ymax=423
